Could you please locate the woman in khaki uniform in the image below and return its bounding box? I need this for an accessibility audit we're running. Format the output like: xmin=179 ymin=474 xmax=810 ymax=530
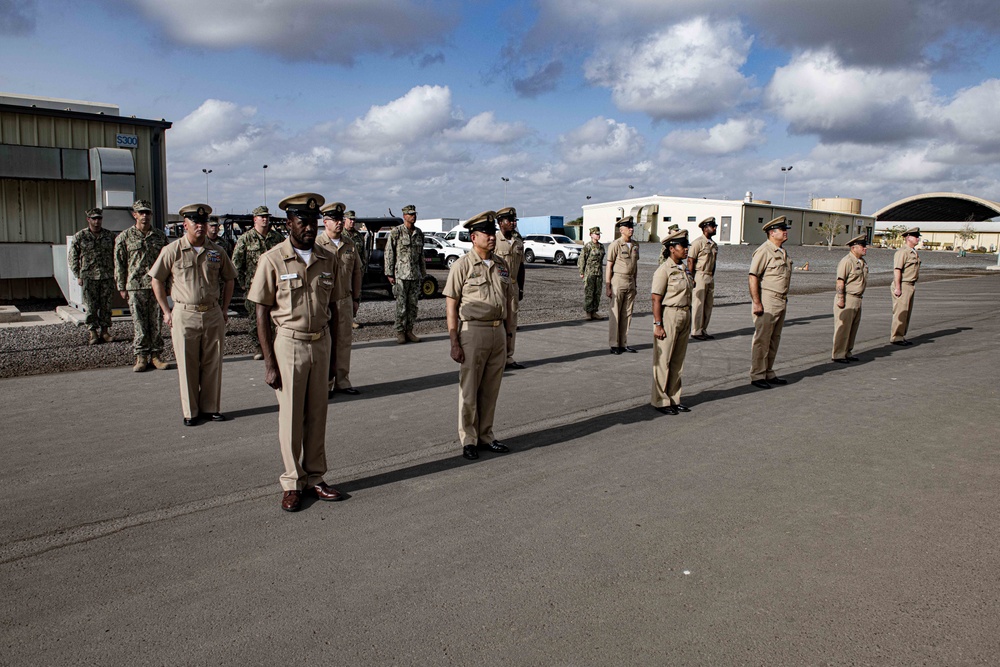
xmin=832 ymin=234 xmax=869 ymax=362
xmin=890 ymin=227 xmax=921 ymax=346
xmin=651 ymin=230 xmax=694 ymax=415
xmin=605 ymin=217 xmax=640 ymax=354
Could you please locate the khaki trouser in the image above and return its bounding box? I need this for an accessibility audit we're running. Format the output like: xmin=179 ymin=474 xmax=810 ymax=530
xmin=331 ymin=295 xmax=354 ymax=390
xmin=890 ymin=282 xmax=916 ymax=342
xmin=609 ymin=282 xmax=636 ymax=348
xmin=832 ymin=295 xmax=863 ymax=359
xmin=691 ymin=273 xmax=714 ymax=336
xmin=506 ymin=294 xmax=520 ymax=363
xmin=750 ymin=291 xmax=787 ymax=381
xmin=652 ymin=306 xmax=691 ymax=407
xmin=274 ymin=327 xmax=330 ymax=491
xmin=458 ymin=321 xmax=506 ymax=446
xmin=171 ymin=305 xmax=226 ymax=419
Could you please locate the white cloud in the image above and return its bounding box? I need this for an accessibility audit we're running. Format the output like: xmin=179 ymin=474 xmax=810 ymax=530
xmin=664 ymin=118 xmax=766 ymax=155
xmin=943 ymin=79 xmax=1000 ymax=147
xmin=558 ymin=117 xmax=644 ymax=164
xmin=344 ymin=85 xmax=457 ymax=146
xmin=443 ymin=112 xmax=530 ymax=144
xmin=169 ymin=99 xmax=267 ymax=162
xmin=584 ymin=17 xmax=754 ymax=121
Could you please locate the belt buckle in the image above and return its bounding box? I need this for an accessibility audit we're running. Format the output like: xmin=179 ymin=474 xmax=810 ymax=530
xmin=492 ymin=320 xmax=500 ymax=327
xmin=197 ymin=304 xmax=209 ymax=312
xmin=311 ymin=331 xmax=322 ymax=341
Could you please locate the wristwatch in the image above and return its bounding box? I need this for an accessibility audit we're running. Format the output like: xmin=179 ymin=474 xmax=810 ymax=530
xmin=653 ymin=321 xmax=663 ymax=326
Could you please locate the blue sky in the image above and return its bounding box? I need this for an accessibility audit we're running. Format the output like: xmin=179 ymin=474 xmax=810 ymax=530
xmin=3 ymin=0 xmax=1000 ymax=220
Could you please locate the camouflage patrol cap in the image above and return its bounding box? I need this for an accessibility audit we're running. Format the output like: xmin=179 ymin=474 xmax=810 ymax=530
xmin=762 ymin=216 xmax=790 ymax=232
xmin=86 ymin=207 xmax=103 ymax=218
xmin=401 ymin=204 xmax=417 ymax=215
xmin=279 ymin=192 xmax=325 ymax=219
xmin=699 ymin=216 xmax=717 ymax=229
xmin=662 ymin=229 xmax=689 ymax=247
xmin=320 ymin=202 xmax=346 ymax=219
xmin=132 ymin=200 xmax=153 ymax=213
xmin=179 ymin=203 xmax=213 ymax=223
xmin=463 ymin=210 xmax=497 ymax=234
xmin=847 ymin=234 xmax=868 ymax=246
xmin=616 ymin=216 xmax=634 ymax=228
xmin=252 ymin=205 xmax=270 ymax=217
xmin=496 ymin=206 xmax=517 ymax=221
xmin=345 ymin=210 xmax=356 ymax=218
xmin=589 ymin=226 xmax=601 ymax=235
xmin=667 ymin=224 xmax=680 ymax=232
xmin=903 ymin=226 xmax=921 ymax=237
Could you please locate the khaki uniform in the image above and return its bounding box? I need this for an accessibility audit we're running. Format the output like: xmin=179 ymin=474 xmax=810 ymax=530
xmin=148 ymin=237 xmax=237 ymax=419
xmin=833 ymin=253 xmax=868 ymax=359
xmin=891 ymin=247 xmax=920 ymax=342
xmin=248 ymin=240 xmax=338 ymax=492
xmin=444 ymin=251 xmax=516 ymax=446
xmin=749 ymin=240 xmax=792 ymax=381
xmin=494 ymin=232 xmax=524 ymax=363
xmin=651 ymin=259 xmax=693 ymax=407
xmin=317 ymin=232 xmax=362 ymax=390
xmin=689 ymin=234 xmax=717 ymax=336
xmin=606 ymin=238 xmax=639 ymax=348
xmin=384 ymin=224 xmax=425 ymax=333
xmin=68 ymin=227 xmax=116 ymax=332
xmin=115 ymin=226 xmax=168 ymax=357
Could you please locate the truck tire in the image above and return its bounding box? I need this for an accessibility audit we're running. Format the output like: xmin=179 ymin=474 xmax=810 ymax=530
xmin=554 ymin=251 xmax=566 ymax=265
xmin=524 ymin=249 xmax=535 ymax=263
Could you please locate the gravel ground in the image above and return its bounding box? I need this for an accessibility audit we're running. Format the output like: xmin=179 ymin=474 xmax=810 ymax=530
xmin=2 ymin=244 xmax=996 ymax=379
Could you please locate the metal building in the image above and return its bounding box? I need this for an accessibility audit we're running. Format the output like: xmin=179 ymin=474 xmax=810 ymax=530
xmin=0 ymin=93 xmax=171 ymax=299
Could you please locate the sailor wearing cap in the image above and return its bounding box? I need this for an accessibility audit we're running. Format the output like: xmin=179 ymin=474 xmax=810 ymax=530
xmin=248 ymin=192 xmax=344 ymax=512
xmin=579 ymin=226 xmax=606 ymax=320
xmin=68 ymin=206 xmax=116 ymax=346
xmin=385 ymin=204 xmax=426 ymax=344
xmin=495 ymin=207 xmax=526 ymax=369
xmin=832 ymin=234 xmax=870 ymax=362
xmin=890 ymin=227 xmax=922 ymax=346
xmin=606 ymin=217 xmax=640 ymax=354
xmin=444 ymin=211 xmax=517 ymax=461
xmin=318 ymin=201 xmax=362 ymax=395
xmin=650 ymin=230 xmax=694 ymax=415
xmin=149 ymin=203 xmax=238 ymax=425
xmin=748 ymin=216 xmax=793 ymax=389
xmin=689 ymin=217 xmax=719 ymax=340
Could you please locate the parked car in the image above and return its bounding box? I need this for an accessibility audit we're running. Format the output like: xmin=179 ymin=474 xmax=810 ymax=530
xmin=522 ymin=234 xmax=581 ymax=265
xmin=423 ymin=236 xmax=465 ymax=268
xmin=442 ymin=228 xmax=473 ymax=250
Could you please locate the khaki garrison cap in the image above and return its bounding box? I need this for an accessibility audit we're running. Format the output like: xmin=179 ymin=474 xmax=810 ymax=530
xmin=699 ymin=216 xmax=717 ymax=229
xmin=762 ymin=216 xmax=790 ymax=232
xmin=132 ymin=200 xmax=153 ymax=212
xmin=662 ymin=229 xmax=690 ymax=246
xmin=345 ymin=210 xmax=356 ymax=218
xmin=616 ymin=216 xmax=634 ymax=228
xmin=321 ymin=202 xmax=346 ymax=219
xmin=252 ymin=205 xmax=270 ymax=217
xmin=497 ymin=206 xmax=517 ymax=221
xmin=279 ymin=193 xmax=325 ymax=218
xmin=464 ymin=211 xmax=498 ymax=234
xmin=401 ymin=204 xmax=417 ymax=215
xmin=903 ymin=227 xmax=921 ymax=237
xmin=179 ymin=203 xmax=212 ymax=222
xmin=86 ymin=207 xmax=103 ymax=218
xmin=589 ymin=226 xmax=601 ymax=235
xmin=847 ymin=234 xmax=868 ymax=246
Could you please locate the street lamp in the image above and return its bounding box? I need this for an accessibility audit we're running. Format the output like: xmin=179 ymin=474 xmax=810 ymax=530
xmin=501 ymin=177 xmax=510 ymax=206
xmin=628 ymin=185 xmax=635 ymax=195
xmin=262 ymin=165 xmax=268 ymax=206
xmin=201 ymin=168 xmax=212 ymax=202
xmin=781 ymin=166 xmax=793 ymax=206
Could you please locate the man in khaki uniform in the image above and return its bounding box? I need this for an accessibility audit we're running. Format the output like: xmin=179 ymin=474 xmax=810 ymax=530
xmin=149 ymin=204 xmax=237 ymax=426
xmin=605 ymin=217 xmax=640 ymax=354
xmin=890 ymin=227 xmax=922 ymax=346
xmin=748 ymin=216 xmax=793 ymax=389
xmin=832 ymin=234 xmax=869 ymax=363
xmin=318 ymin=201 xmax=362 ymax=395
xmin=651 ymin=229 xmax=694 ymax=415
xmin=68 ymin=207 xmax=116 ymax=345
xmin=689 ymin=217 xmax=718 ymax=340
xmin=494 ymin=206 xmax=526 ymax=369
xmin=249 ymin=192 xmax=343 ymax=513
xmin=444 ymin=211 xmax=517 ymax=461
xmin=343 ymin=209 xmax=366 ymax=330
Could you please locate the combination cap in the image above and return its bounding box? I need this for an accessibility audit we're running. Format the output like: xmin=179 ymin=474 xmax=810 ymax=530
xmin=847 ymin=234 xmax=868 ymax=246
xmin=616 ymin=216 xmax=634 ymax=229
xmin=463 ymin=211 xmax=497 ymax=234
xmin=279 ymin=193 xmax=325 ymax=219
xmin=496 ymin=206 xmax=517 ymax=221
xmin=903 ymin=227 xmax=921 ymax=237
xmin=762 ymin=216 xmax=790 ymax=232
xmin=699 ymin=216 xmax=717 ymax=229
xmin=662 ymin=229 xmax=690 ymax=246
xmin=179 ymin=203 xmax=212 ymax=223
xmin=321 ymin=202 xmax=346 ymax=219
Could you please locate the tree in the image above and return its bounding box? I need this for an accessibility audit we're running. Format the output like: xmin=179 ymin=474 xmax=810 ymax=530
xmin=956 ymin=218 xmax=977 ymax=249
xmin=884 ymin=225 xmax=907 ymax=248
xmin=816 ymin=215 xmax=845 ymax=250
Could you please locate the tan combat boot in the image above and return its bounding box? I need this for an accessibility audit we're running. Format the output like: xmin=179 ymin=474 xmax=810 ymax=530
xmin=351 ymin=321 xmax=361 ymax=330
xmin=396 ymin=332 xmax=407 ymax=344
xmin=87 ymin=330 xmax=99 ymax=345
xmin=405 ymin=330 xmax=421 ymax=343
xmin=101 ymin=328 xmax=113 ymax=343
xmin=149 ymin=356 xmax=169 ymax=370
xmin=133 ymin=355 xmax=148 ymax=372
xmin=253 ymin=347 xmax=264 ymax=361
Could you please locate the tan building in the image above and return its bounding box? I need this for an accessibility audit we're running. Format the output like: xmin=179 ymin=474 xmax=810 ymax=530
xmin=873 ymin=192 xmax=1000 ymax=252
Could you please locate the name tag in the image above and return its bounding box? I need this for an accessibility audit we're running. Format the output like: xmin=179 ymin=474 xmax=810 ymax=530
xmin=280 ymin=273 xmax=299 ymax=281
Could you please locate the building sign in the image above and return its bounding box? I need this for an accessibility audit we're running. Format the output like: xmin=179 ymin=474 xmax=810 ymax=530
xmin=116 ymin=134 xmax=138 ymax=149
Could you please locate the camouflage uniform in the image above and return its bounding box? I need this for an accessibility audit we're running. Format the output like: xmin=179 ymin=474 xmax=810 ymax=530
xmin=115 ymin=225 xmax=168 ymax=356
xmin=384 ymin=223 xmax=425 ymax=333
xmin=579 ymin=240 xmax=606 ymax=314
xmin=344 ymin=228 xmax=367 ymax=274
xmin=232 ymin=227 xmax=285 ymax=344
xmin=210 ymin=234 xmax=234 ymax=306
xmin=68 ymin=226 xmax=116 ymax=332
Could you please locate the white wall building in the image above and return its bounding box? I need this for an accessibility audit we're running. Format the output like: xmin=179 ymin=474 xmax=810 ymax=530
xmin=416 ymin=218 xmax=459 ymax=233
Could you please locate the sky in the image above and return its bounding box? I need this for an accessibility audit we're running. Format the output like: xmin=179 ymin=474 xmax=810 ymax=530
xmin=3 ymin=0 xmax=1000 ymax=220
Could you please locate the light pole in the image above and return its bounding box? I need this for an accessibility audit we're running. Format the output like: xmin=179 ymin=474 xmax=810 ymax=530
xmin=628 ymin=185 xmax=635 ymax=196
xmin=501 ymin=177 xmax=509 ymax=206
xmin=781 ymin=166 xmax=793 ymax=205
xmin=201 ymin=168 xmax=212 ymax=202
xmin=262 ymin=165 xmax=268 ymax=206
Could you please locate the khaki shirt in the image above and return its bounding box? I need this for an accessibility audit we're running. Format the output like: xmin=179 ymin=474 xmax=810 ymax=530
xmin=494 ymin=233 xmax=524 ymax=280
xmin=247 ymin=239 xmax=337 ymax=334
xmin=148 ymin=236 xmax=237 ymax=305
xmin=606 ymin=238 xmax=639 ymax=290
xmin=689 ymin=235 xmax=717 ymax=277
xmin=443 ymin=251 xmax=515 ymax=322
xmin=317 ymin=232 xmax=362 ymax=301
xmin=836 ymin=253 xmax=868 ymax=297
xmin=749 ymin=240 xmax=792 ymax=296
xmin=893 ymin=247 xmax=920 ymax=283
xmin=651 ymin=260 xmax=693 ymax=308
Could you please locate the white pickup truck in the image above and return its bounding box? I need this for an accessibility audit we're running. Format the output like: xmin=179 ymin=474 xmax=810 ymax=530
xmin=522 ymin=234 xmax=581 ymax=265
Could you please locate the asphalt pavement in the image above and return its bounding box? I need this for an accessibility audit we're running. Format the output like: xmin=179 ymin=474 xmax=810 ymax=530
xmin=2 ymin=274 xmax=999 ymax=665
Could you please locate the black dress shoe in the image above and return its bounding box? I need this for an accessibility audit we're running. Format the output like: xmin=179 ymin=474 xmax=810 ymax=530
xmin=462 ymin=445 xmax=479 ymax=460
xmin=891 ymin=339 xmax=912 ymax=346
xmin=846 ymin=355 xmax=860 ymax=362
xmin=610 ymin=347 xmax=622 ymax=355
xmin=183 ymin=417 xmax=197 ymax=426
xmin=341 ymin=387 xmax=361 ymax=395
xmin=623 ymin=346 xmax=638 ymax=353
xmin=690 ymin=334 xmax=706 ymax=341
xmin=769 ymin=377 xmax=788 ymax=385
xmin=505 ymin=361 xmax=525 ymax=370
xmin=751 ymin=380 xmax=772 ymax=389
xmin=479 ymin=440 xmax=509 ymax=453
xmin=702 ymin=334 xmax=715 ymax=340
xmin=654 ymin=405 xmax=678 ymax=415
xmin=209 ymin=412 xmax=227 ymax=422
xmin=674 ymin=404 xmax=691 ymax=412
xmin=832 ymin=358 xmax=850 ymax=364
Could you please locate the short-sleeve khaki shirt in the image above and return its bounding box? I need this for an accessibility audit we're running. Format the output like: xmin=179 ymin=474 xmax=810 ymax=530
xmin=749 ymin=240 xmax=792 ymax=296
xmin=689 ymin=235 xmax=717 ymax=277
xmin=316 ymin=232 xmax=362 ymax=301
xmin=651 ymin=260 xmax=693 ymax=308
xmin=606 ymin=238 xmax=639 ymax=290
xmin=893 ymin=247 xmax=920 ymax=283
xmin=443 ymin=251 xmax=515 ymax=323
xmin=494 ymin=233 xmax=524 ymax=279
xmin=247 ymin=239 xmax=337 ymax=334
xmin=147 ymin=236 xmax=237 ymax=305
xmin=836 ymin=253 xmax=868 ymax=296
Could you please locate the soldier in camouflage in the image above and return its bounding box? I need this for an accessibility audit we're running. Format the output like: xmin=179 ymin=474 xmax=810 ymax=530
xmin=114 ymin=200 xmax=169 ymax=372
xmin=69 ymin=207 xmax=117 ymax=345
xmin=232 ymin=205 xmax=285 ymax=359
xmin=579 ymin=226 xmax=606 ymax=320
xmin=343 ymin=210 xmax=366 ymax=330
xmin=384 ymin=204 xmax=426 ymax=344
xmin=207 ymin=217 xmax=233 ymax=308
